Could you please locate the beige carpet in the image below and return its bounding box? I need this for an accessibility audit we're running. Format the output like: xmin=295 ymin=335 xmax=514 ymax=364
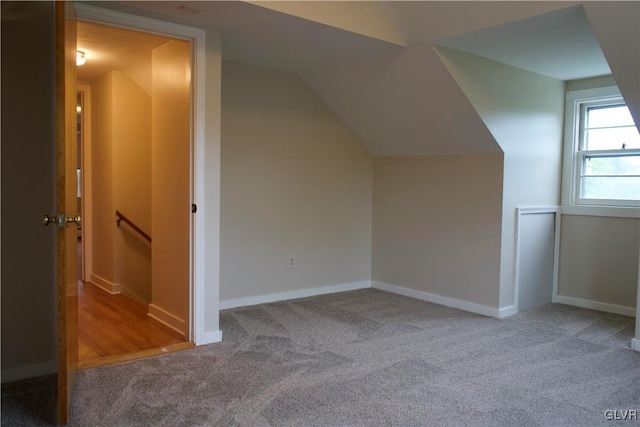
xmin=3 ymin=289 xmax=639 ymax=426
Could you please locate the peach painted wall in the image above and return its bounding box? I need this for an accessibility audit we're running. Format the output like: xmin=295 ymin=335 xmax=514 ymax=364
xmin=91 ymin=73 xmax=115 ymax=285
xmin=112 ymin=72 xmax=152 ymax=303
xmin=91 ymin=71 xmax=152 ymax=302
xmin=151 ymin=40 xmax=191 ymax=335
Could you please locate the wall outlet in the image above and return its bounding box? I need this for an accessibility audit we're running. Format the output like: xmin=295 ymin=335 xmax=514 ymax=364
xmin=288 ymin=255 xmax=295 ymax=269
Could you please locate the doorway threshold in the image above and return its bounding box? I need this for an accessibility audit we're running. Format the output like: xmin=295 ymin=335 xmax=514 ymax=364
xmin=78 ymin=342 xmax=194 ymax=370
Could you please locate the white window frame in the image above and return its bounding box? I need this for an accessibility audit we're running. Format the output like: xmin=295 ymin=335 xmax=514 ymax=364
xmin=561 ymin=86 xmax=640 ymax=218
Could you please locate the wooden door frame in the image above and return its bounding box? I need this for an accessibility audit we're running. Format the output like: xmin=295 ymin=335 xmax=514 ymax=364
xmin=76 ymin=4 xmax=209 ymax=344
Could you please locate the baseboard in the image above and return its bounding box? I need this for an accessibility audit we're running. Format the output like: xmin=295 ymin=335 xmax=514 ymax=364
xmin=372 ymin=281 xmax=504 ymax=318
xmin=198 ymin=330 xmax=223 ymax=345
xmin=632 ymin=338 xmax=640 ymax=352
xmin=555 ymin=295 xmax=636 ymax=317
xmin=90 ymin=273 xmax=121 ymax=294
xmin=148 ymin=304 xmax=186 ymax=338
xmin=1 ymin=360 xmax=57 ymax=383
xmin=498 ymin=305 xmax=518 ymax=318
xmin=220 ymin=281 xmax=372 ymax=310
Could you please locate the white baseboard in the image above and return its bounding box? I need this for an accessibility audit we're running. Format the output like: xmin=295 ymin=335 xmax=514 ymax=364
xmin=1 ymin=360 xmax=57 ymax=383
xmin=90 ymin=273 xmax=121 ymax=294
xmin=498 ymin=305 xmax=518 ymax=318
xmin=632 ymin=338 xmax=640 ymax=352
xmin=220 ymin=281 xmax=371 ymax=310
xmin=198 ymin=330 xmax=223 ymax=345
xmin=372 ymin=281 xmax=505 ymax=318
xmin=555 ymin=295 xmax=636 ymax=317
xmin=148 ymin=304 xmax=186 ymax=338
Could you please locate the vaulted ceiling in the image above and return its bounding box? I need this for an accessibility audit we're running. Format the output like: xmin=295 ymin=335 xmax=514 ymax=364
xmin=81 ymin=1 xmax=640 ymax=156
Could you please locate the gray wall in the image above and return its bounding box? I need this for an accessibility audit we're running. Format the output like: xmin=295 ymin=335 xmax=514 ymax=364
xmin=559 ymin=216 xmax=639 ymax=308
xmin=220 ymin=61 xmax=373 ymax=302
xmin=372 ymin=154 xmax=504 ymax=308
xmin=558 ymin=77 xmax=639 ymax=311
xmin=1 ymin=2 xmax=58 ymax=381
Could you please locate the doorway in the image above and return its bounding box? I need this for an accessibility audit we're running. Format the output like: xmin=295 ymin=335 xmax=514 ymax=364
xmin=75 ymin=21 xmax=193 ymax=366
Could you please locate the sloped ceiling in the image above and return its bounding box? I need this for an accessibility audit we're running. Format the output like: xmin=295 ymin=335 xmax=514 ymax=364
xmin=304 ymin=46 xmax=501 ymax=156
xmin=434 ymin=5 xmax=610 ymax=81
xmin=96 ymin=1 xmax=639 ymax=154
xmin=583 ymin=1 xmax=640 ymax=130
xmin=93 ymin=1 xmax=403 ymax=73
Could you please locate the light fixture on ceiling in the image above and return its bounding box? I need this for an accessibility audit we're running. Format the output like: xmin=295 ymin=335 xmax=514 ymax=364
xmin=76 ymin=51 xmax=86 ymax=66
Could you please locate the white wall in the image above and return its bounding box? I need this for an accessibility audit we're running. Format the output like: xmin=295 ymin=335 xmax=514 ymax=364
xmin=203 ymin=28 xmax=222 ymax=336
xmin=372 ymin=154 xmax=504 ymax=308
xmin=220 ymin=61 xmax=373 ymax=302
xmin=436 ymin=47 xmax=565 ymax=311
xmin=1 ymin=1 xmax=58 ymax=381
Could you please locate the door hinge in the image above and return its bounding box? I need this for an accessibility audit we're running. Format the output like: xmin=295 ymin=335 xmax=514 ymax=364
xmin=191 ymin=203 xmax=197 ymax=214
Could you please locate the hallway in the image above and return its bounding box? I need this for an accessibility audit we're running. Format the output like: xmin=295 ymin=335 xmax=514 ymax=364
xmin=78 ymin=240 xmax=186 ymax=366
xmin=77 ymin=281 xmax=185 ymax=365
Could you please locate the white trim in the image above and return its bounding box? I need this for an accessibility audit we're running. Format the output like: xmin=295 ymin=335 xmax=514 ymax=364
xmin=498 ymin=306 xmax=517 ymax=318
xmin=77 ymin=3 xmax=208 ymax=345
xmin=513 ymin=206 xmax=560 ymax=313
xmin=220 ymin=281 xmax=371 ymax=310
xmin=555 ymin=295 xmax=636 ymax=317
xmin=89 ymin=273 xmax=121 ymax=294
xmin=76 ymin=4 xmax=202 ymax=40
xmin=148 ymin=304 xmax=187 ymax=337
xmin=634 ymin=245 xmax=640 ymax=351
xmin=565 ymin=85 xmax=620 ymax=101
xmin=200 ymin=330 xmax=223 ymax=345
xmin=561 ymin=204 xmax=640 ymax=219
xmin=191 ymin=25 xmax=207 ymax=347
xmin=561 ymin=84 xmax=639 ymax=213
xmin=552 ymin=211 xmax=562 ymax=303
xmin=371 ymin=281 xmax=511 ymax=318
xmin=2 ymin=360 xmax=57 ymax=383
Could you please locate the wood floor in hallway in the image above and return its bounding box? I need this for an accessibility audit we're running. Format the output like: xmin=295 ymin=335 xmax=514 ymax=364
xmin=78 ymin=281 xmax=185 ymax=365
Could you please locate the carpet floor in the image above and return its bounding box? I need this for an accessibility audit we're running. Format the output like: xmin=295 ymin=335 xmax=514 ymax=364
xmin=3 ymin=289 xmax=639 ymax=426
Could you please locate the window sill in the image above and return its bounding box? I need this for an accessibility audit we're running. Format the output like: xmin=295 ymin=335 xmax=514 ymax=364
xmin=561 ymin=204 xmax=640 ymax=219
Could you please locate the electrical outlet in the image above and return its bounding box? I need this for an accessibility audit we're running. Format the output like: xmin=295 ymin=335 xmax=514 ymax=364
xmin=288 ymin=255 xmax=295 ymax=269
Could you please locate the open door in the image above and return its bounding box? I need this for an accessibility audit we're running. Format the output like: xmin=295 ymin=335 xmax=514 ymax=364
xmin=53 ymin=1 xmax=79 ymax=424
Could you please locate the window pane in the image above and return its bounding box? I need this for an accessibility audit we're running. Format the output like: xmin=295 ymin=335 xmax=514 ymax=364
xmin=587 ymin=105 xmax=634 ymax=128
xmin=584 ymin=126 xmax=640 ymax=150
xmin=581 ymin=176 xmax=640 ymax=200
xmin=583 ymin=154 xmax=640 ymax=176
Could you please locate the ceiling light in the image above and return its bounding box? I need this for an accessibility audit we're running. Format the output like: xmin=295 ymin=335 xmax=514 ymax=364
xmin=76 ymin=51 xmax=86 ymax=66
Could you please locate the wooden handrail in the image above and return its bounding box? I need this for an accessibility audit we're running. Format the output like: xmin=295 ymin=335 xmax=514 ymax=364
xmin=115 ymin=210 xmax=151 ymax=243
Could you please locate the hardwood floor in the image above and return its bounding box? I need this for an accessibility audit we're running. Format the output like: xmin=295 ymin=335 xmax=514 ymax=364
xmin=78 ymin=282 xmax=185 ymax=365
xmin=78 ymin=281 xmax=186 ymax=364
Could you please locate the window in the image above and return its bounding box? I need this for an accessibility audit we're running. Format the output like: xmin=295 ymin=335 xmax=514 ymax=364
xmin=563 ymin=86 xmax=640 ymax=211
